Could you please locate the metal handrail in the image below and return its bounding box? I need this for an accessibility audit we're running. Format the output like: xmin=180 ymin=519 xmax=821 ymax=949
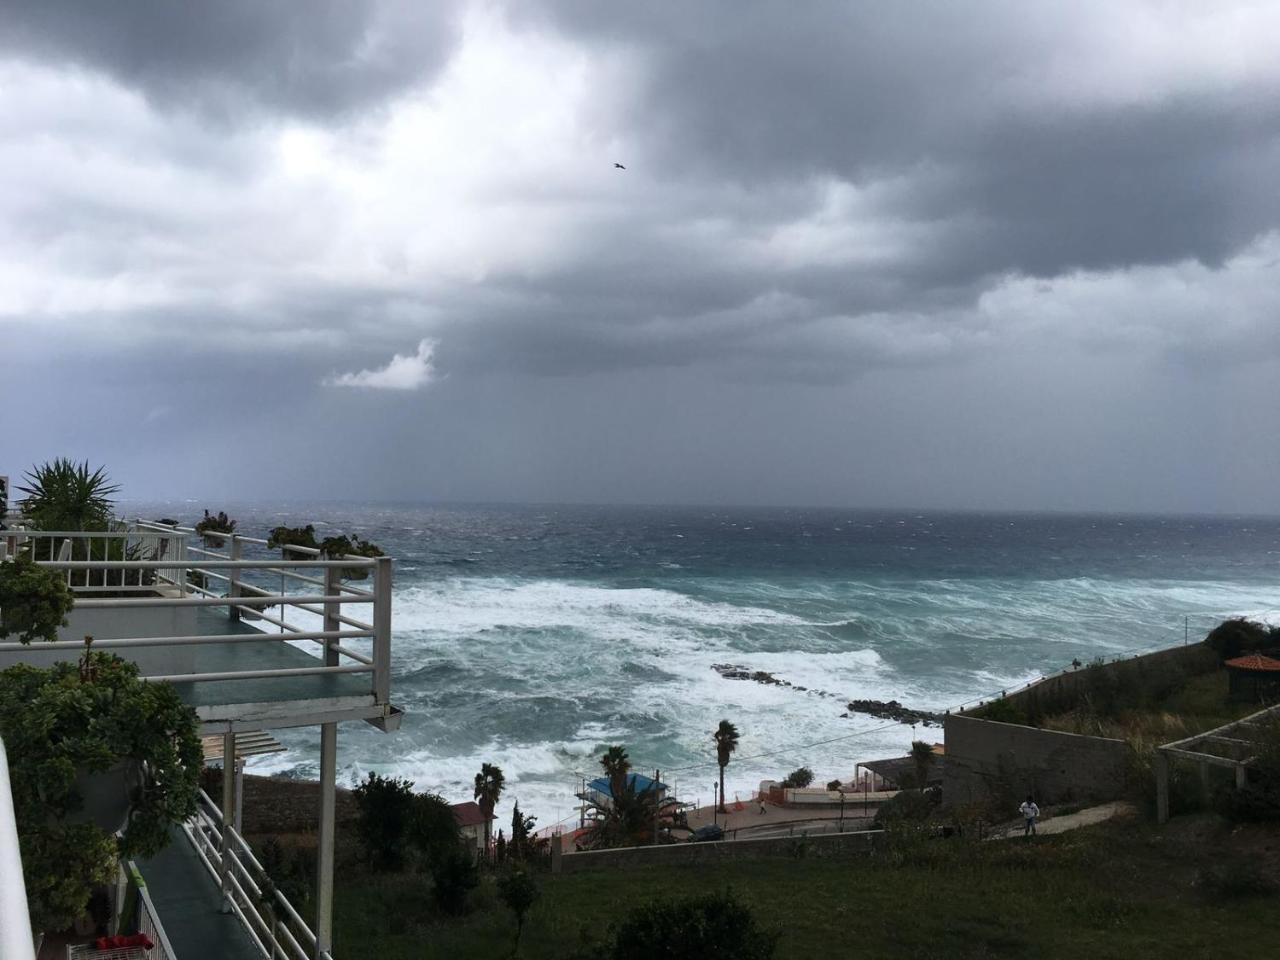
xmin=0 ymin=738 xmax=35 ymax=960
xmin=184 ymin=790 xmax=322 ymax=960
xmin=10 ymin=524 xmax=394 ymax=708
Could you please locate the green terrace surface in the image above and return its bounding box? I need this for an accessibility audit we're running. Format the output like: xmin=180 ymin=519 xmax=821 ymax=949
xmin=330 ymin=818 xmax=1280 ymax=960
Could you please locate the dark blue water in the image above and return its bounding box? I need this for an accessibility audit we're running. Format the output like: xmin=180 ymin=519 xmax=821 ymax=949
xmin=127 ymin=502 xmax=1280 ymax=826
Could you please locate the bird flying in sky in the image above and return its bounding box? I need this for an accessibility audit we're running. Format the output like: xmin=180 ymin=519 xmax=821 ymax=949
xmin=614 ymin=162 xmax=626 ymax=170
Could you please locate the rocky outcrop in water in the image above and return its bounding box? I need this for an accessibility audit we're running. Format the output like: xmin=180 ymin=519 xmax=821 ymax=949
xmin=711 ymin=664 xmax=837 ymax=698
xmin=710 ymin=664 xmax=942 ymax=726
xmin=843 ymin=699 xmax=943 ymax=727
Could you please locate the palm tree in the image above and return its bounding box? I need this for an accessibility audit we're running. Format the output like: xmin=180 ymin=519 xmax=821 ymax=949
xmin=713 ymin=720 xmax=740 ymax=813
xmin=474 ymin=763 xmax=505 ymax=851
xmin=18 ymin=459 xmax=118 ymax=531
xmin=601 ymin=745 xmax=631 ymax=800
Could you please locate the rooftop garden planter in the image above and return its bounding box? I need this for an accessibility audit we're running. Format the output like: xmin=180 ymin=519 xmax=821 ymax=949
xmin=320 ymin=534 xmax=385 ymax=580
xmin=195 ymin=509 xmax=237 ymax=548
xmin=267 ymin=524 xmax=319 ymax=560
xmin=0 ymin=552 xmax=74 ymax=644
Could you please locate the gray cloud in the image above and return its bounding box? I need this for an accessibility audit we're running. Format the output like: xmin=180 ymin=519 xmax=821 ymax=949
xmin=0 ymin=0 xmax=461 ymax=119
xmin=5 ymin=1 xmax=1280 ymax=510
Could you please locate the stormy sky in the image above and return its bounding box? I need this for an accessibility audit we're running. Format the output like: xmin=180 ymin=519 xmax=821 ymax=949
xmin=3 ymin=1 xmax=1280 ymax=513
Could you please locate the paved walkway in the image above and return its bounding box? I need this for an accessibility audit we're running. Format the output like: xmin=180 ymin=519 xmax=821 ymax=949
xmin=682 ymin=792 xmax=895 ymax=839
xmin=988 ymin=801 xmax=1136 ymax=840
xmin=137 ymin=826 xmax=262 ymax=960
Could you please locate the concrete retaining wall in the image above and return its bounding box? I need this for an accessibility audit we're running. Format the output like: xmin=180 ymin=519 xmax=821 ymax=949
xmin=556 ymin=828 xmax=882 ymax=874
xmin=943 ymin=714 xmax=1129 ymax=807
xmin=0 ymin=604 xmax=200 ymax=675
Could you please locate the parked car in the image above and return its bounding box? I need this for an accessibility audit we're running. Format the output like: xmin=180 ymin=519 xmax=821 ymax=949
xmin=690 ymin=824 xmax=724 ymax=843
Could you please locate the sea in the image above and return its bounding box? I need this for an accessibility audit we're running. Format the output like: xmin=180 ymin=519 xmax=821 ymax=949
xmin=125 ymin=501 xmax=1280 ymax=831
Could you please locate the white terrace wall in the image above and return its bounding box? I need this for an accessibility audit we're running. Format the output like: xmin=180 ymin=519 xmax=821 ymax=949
xmin=943 ymin=715 xmax=1129 ymax=808
xmin=0 ymin=605 xmax=200 ymax=676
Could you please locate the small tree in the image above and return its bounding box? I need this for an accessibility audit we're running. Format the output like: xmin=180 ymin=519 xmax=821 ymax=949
xmin=352 ymin=772 xmax=416 ymax=871
xmin=0 ymin=654 xmax=201 ymax=932
xmin=608 ymin=891 xmax=777 ymax=959
xmin=430 ymin=847 xmax=478 ymax=916
xmin=497 ymin=867 xmax=540 ymax=955
xmin=17 ymin=459 xmax=118 ymax=531
xmin=714 ymin=720 xmax=740 ymax=813
xmin=408 ymin=792 xmax=464 ymax=866
xmin=0 ymin=553 xmax=74 ymax=644
xmin=781 ymin=767 xmax=813 ymax=789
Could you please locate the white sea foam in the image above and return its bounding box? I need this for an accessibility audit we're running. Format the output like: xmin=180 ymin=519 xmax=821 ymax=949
xmin=249 ymin=569 xmax=1280 ymax=825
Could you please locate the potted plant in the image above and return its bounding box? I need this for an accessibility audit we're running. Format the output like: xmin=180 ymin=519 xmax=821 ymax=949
xmin=267 ymin=524 xmax=319 ymax=560
xmin=319 ymin=534 xmax=385 ymax=580
xmin=194 ymin=509 xmax=236 ymax=548
xmin=0 ymin=552 xmax=74 ymax=643
xmin=0 ymin=650 xmax=201 ymax=935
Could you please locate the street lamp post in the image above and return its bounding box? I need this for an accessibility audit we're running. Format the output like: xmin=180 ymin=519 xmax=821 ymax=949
xmin=712 ymin=783 xmax=718 ymax=828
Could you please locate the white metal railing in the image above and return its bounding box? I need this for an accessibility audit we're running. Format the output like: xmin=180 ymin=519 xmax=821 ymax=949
xmin=0 ymin=738 xmax=36 ymax=960
xmin=183 ymin=790 xmax=332 ymax=960
xmin=129 ymin=861 xmax=177 ymax=960
xmin=0 ymin=522 xmax=393 ymax=708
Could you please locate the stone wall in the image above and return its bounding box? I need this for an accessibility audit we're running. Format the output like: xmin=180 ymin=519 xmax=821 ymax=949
xmin=943 ymin=714 xmax=1129 ymax=808
xmin=555 ymin=828 xmax=882 ymax=874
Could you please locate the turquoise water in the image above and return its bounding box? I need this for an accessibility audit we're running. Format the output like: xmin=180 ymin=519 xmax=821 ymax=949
xmin=129 ymin=502 xmax=1280 ymax=828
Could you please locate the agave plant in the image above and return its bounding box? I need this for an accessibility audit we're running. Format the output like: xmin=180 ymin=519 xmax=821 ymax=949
xmin=17 ymin=459 xmax=118 ymax=531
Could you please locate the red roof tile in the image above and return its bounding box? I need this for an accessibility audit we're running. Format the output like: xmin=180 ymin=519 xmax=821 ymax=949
xmin=450 ymin=801 xmax=494 ymax=827
xmin=1224 ymin=654 xmax=1280 ymax=672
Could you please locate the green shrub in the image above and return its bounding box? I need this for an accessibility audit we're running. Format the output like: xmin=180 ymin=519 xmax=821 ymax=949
xmin=0 ymin=553 xmax=74 ymax=643
xmin=980 ymin=697 xmax=1026 ymax=725
xmin=874 ymin=787 xmax=940 ymax=827
xmin=1205 ymin=618 xmax=1278 ymax=659
xmin=0 ymin=654 xmax=201 ymax=931
xmin=195 ymin=510 xmax=237 ymax=546
xmin=408 ymin=792 xmax=464 ymax=865
xmin=352 ymin=772 xmax=416 ymax=871
xmin=497 ymin=867 xmax=540 ymax=955
xmin=430 ymin=847 xmax=479 ymax=916
xmin=318 ymin=534 xmax=384 ymax=580
xmin=608 ymin=890 xmax=778 ymax=960
xmin=266 ymin=524 xmax=316 ymax=555
xmin=1196 ymin=859 xmax=1278 ymax=899
xmin=781 ymin=767 xmax=813 ymax=788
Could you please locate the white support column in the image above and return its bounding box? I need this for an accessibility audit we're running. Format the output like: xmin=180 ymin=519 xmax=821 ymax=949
xmin=234 ymin=757 xmax=245 ymax=836
xmin=315 ymin=722 xmax=337 ymax=959
xmin=373 ymin=557 xmax=392 ymax=704
xmin=228 ymin=536 xmax=243 ymax=622
xmin=323 ymin=566 xmax=340 ymax=668
xmin=220 ymin=730 xmax=236 ymax=912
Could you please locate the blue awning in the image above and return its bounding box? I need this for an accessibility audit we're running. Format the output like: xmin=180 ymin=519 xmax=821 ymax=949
xmin=586 ymin=772 xmax=667 ymax=798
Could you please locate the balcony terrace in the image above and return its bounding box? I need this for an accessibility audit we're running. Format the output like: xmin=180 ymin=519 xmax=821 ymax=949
xmin=0 ymin=520 xmax=403 ymax=960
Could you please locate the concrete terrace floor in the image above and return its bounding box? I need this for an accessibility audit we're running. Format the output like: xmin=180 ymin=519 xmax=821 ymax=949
xmin=136 ymin=826 xmax=262 ymax=960
xmin=168 ymin=606 xmax=373 ymax=709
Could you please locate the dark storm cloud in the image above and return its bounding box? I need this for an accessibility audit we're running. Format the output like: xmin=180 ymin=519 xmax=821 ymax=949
xmin=0 ymin=0 xmax=461 ymax=118
xmin=7 ymin=1 xmax=1280 ymax=511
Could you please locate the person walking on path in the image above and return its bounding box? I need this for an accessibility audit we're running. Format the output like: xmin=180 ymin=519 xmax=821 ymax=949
xmin=1019 ymin=795 xmax=1040 ymax=837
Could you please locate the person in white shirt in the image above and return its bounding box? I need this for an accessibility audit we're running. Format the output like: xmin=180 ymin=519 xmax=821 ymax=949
xmin=1019 ymin=795 xmax=1040 ymax=837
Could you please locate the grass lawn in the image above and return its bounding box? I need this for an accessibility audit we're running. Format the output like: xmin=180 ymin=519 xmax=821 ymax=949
xmin=330 ymin=817 xmax=1280 ymax=959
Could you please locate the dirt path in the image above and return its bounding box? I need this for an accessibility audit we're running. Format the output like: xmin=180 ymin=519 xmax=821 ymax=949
xmin=988 ymin=801 xmax=1136 ymax=840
